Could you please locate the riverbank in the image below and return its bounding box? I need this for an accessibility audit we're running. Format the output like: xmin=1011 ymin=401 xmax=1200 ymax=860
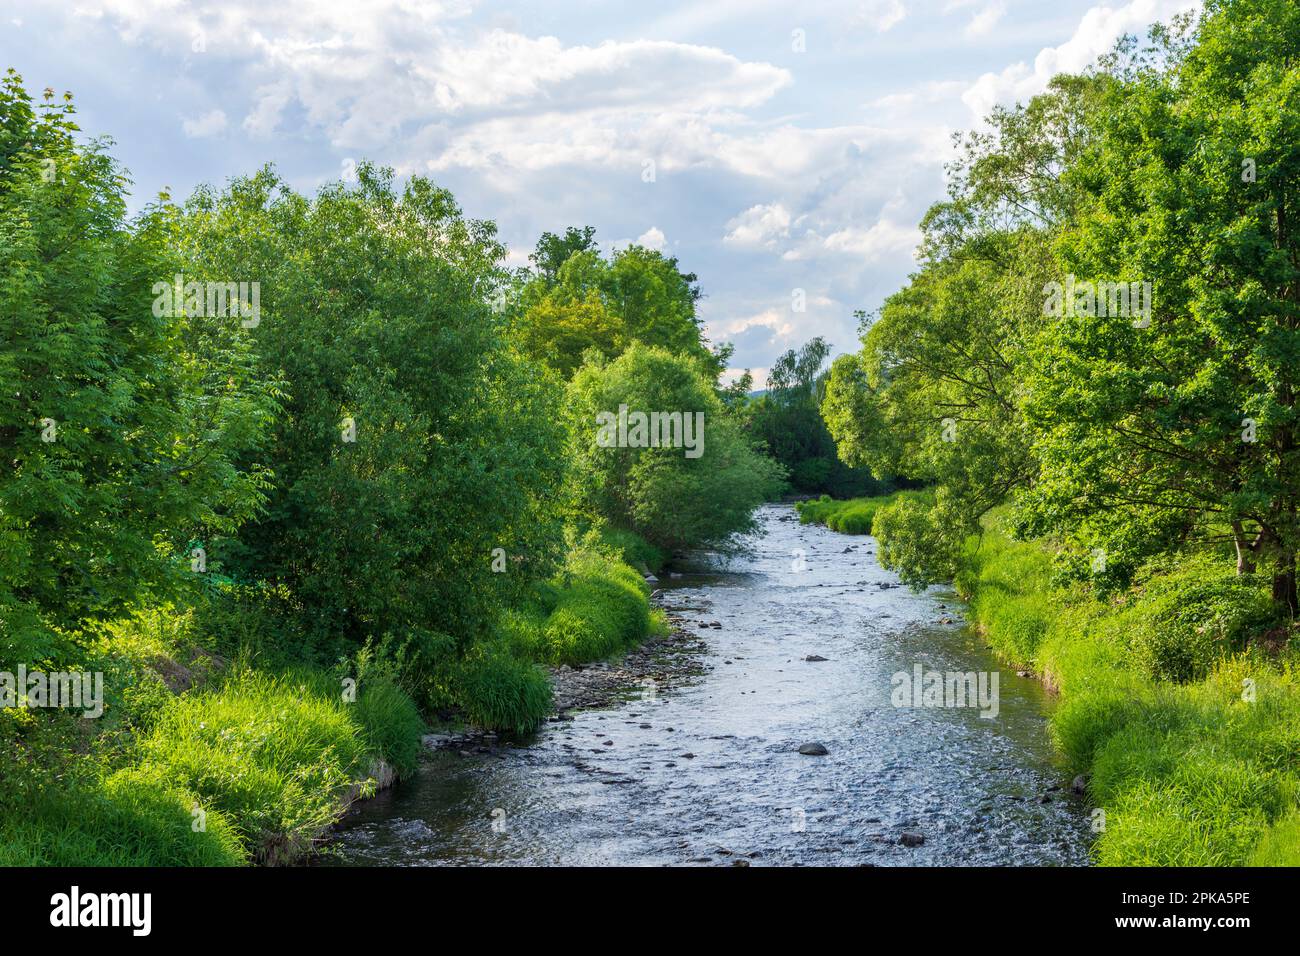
xmin=0 ymin=532 xmax=665 ymax=866
xmin=798 ymin=496 xmax=1300 ymax=866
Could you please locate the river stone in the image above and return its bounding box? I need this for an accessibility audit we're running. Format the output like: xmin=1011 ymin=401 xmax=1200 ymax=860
xmin=899 ymin=831 xmax=924 ymax=847
xmin=798 ymin=742 xmax=829 ymax=756
xmin=804 ymin=654 xmax=828 ymax=662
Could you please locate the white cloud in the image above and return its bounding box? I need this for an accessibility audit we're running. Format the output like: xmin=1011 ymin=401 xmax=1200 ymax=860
xmin=724 ymin=203 xmax=791 ymax=247
xmin=821 ymin=218 xmax=920 ymax=261
xmin=961 ymin=0 xmax=1201 ymax=120
xmin=181 ymin=108 xmax=228 ymax=137
xmin=854 ymin=0 xmax=907 ymax=33
xmin=636 ymin=226 xmax=667 ymax=251
xmin=964 ymin=1 xmax=1006 ymax=38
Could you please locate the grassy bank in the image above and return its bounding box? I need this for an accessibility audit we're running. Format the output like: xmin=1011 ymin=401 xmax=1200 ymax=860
xmin=796 ymin=490 xmax=930 ymax=534
xmin=0 ymin=531 xmax=661 ymax=866
xmin=810 ymin=495 xmax=1300 ymax=866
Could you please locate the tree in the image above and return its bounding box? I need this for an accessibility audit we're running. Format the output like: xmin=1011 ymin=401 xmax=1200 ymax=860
xmin=1018 ymin=0 xmax=1300 ymax=607
xmin=177 ymin=163 xmax=569 ymax=650
xmin=0 ymin=71 xmax=275 ymax=664
xmin=566 ymin=344 xmax=784 ymax=553
xmin=513 ymin=232 xmax=726 ymax=380
xmin=529 ymin=225 xmax=598 ymax=283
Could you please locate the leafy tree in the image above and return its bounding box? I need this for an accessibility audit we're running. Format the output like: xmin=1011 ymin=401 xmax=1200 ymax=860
xmin=745 ymin=336 xmax=882 ymax=496
xmin=514 ymin=231 xmax=725 ymax=380
xmin=0 ymin=71 xmax=275 ymax=663
xmin=566 ymin=344 xmax=784 ymax=553
xmin=177 ymin=164 xmax=569 ymax=650
xmin=1018 ymin=0 xmax=1300 ymax=608
xmin=529 ymin=225 xmax=598 ymax=283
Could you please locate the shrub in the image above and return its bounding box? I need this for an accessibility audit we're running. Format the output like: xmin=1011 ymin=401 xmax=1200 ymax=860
xmin=454 ymin=644 xmax=552 ymax=734
xmin=1117 ymin=560 xmax=1278 ymax=683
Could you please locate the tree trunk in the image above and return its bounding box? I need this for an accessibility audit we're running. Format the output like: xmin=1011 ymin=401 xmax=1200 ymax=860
xmin=1272 ymin=549 xmax=1298 ymax=616
xmin=1232 ymin=521 xmax=1256 ymax=575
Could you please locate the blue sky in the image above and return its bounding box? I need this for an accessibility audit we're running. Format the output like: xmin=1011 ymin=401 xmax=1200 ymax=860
xmin=0 ymin=0 xmax=1197 ymax=383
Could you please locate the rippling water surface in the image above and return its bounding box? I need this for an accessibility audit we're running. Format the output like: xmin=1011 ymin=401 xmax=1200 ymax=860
xmin=328 ymin=504 xmax=1092 ymax=866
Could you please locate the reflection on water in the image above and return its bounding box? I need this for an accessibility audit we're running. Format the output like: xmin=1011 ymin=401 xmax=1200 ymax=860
xmin=327 ymin=504 xmax=1092 ymax=866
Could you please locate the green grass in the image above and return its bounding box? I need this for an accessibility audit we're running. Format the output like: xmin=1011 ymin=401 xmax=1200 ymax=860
xmin=0 ymin=609 xmax=428 ymax=867
xmin=453 ymin=541 xmax=659 ymax=733
xmin=125 ymin=667 xmax=392 ymax=863
xmin=949 ymin=515 xmax=1300 ymax=866
xmin=0 ymin=770 xmax=246 ymax=866
xmin=796 ymin=490 xmax=929 ymax=535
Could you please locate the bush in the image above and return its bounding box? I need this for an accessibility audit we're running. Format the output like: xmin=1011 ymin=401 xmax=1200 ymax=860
xmin=600 ymin=526 xmax=668 ymax=574
xmin=567 ymin=343 xmax=784 ymax=553
xmin=454 ymin=644 xmax=552 ymax=734
xmin=1116 ymin=559 xmax=1278 ymax=683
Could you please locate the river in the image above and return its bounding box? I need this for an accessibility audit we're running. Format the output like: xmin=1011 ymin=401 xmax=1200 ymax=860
xmin=327 ymin=503 xmax=1092 ymax=866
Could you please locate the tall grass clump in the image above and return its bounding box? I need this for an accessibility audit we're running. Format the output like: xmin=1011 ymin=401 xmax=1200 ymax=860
xmin=796 ymin=490 xmax=930 ymax=535
xmin=125 ymin=668 xmax=376 ymax=864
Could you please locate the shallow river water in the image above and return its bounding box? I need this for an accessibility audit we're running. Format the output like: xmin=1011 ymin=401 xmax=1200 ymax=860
xmin=328 ymin=504 xmax=1092 ymax=866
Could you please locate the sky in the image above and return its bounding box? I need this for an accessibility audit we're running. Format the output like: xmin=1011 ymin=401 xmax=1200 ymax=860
xmin=0 ymin=0 xmax=1199 ymax=384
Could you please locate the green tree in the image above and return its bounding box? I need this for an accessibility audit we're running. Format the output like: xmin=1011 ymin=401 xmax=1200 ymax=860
xmin=514 ymin=232 xmax=726 ymax=380
xmin=567 ymin=344 xmax=784 ymax=553
xmin=0 ymin=71 xmax=275 ymax=663
xmin=177 ymin=164 xmax=569 ymax=650
xmin=1019 ymin=0 xmax=1300 ymax=607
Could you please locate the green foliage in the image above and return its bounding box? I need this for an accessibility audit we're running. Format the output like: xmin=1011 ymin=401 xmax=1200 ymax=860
xmin=351 ymin=677 xmax=425 ymax=777
xmin=514 ymin=233 xmax=724 ymax=380
xmin=0 ymin=770 xmax=245 ymax=867
xmin=127 ymin=668 xmax=375 ymax=863
xmin=1111 ymin=558 xmax=1279 ymax=683
xmin=539 ymin=547 xmax=650 ymax=665
xmin=796 ymin=491 xmax=922 ymax=535
xmin=745 ymin=338 xmax=883 ymax=497
xmin=599 ymin=526 xmax=668 ymax=574
xmin=0 ymin=70 xmax=276 ymax=663
xmin=176 ymin=164 xmax=569 ymax=653
xmin=567 ymin=343 xmax=785 ymax=553
xmin=956 ymin=519 xmax=1300 ymax=866
xmin=453 ymin=643 xmax=553 ymax=736
xmin=1015 ymin=0 xmax=1300 ymax=603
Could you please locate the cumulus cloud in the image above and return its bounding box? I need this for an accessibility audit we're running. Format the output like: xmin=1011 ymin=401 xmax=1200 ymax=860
xmin=961 ymin=0 xmax=1201 ymax=120
xmin=182 ymin=108 xmax=228 ymax=137
xmin=636 ymin=226 xmax=667 ymax=251
xmin=724 ymin=203 xmax=791 ymax=247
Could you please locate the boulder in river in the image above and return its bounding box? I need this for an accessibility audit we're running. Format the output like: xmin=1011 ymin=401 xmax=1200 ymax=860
xmin=899 ymin=831 xmax=924 ymax=847
xmin=804 ymin=654 xmax=828 ymax=662
xmin=798 ymin=742 xmax=829 ymax=756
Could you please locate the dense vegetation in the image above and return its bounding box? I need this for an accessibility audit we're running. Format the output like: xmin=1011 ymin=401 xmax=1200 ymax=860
xmin=810 ymin=0 xmax=1300 ymax=864
xmin=743 ymin=336 xmax=889 ymax=497
xmin=0 ymin=74 xmax=777 ymax=864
